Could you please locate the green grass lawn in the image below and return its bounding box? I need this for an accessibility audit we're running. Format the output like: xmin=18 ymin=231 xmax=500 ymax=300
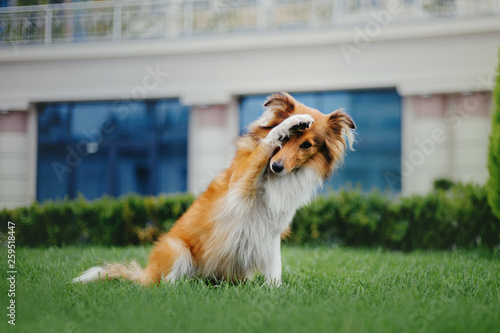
xmin=1 ymin=246 xmax=499 ymax=333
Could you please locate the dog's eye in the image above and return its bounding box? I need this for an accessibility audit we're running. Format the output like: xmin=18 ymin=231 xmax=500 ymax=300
xmin=300 ymin=142 xmax=312 ymax=149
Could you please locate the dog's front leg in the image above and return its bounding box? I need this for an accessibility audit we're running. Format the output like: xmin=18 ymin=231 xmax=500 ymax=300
xmin=264 ymin=236 xmax=282 ymax=287
xmin=229 ymin=143 xmax=277 ymax=196
xmin=229 ymin=114 xmax=314 ymax=196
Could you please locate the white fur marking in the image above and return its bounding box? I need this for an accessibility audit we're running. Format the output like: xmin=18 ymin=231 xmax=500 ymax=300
xmin=164 ymin=237 xmax=195 ymax=282
xmin=264 ymin=236 xmax=282 ymax=287
xmin=263 ymin=167 xmax=322 ymax=213
xmin=344 ymin=127 xmax=356 ymax=152
xmin=72 ymin=266 xmax=104 ymax=283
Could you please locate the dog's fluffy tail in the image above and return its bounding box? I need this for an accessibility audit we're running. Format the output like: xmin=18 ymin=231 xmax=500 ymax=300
xmin=72 ymin=262 xmax=145 ymax=284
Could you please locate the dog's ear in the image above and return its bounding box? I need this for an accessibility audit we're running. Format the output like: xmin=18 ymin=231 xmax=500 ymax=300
xmin=257 ymin=92 xmax=296 ymax=127
xmin=328 ymin=110 xmax=356 ymax=150
xmin=328 ymin=109 xmax=356 ymax=130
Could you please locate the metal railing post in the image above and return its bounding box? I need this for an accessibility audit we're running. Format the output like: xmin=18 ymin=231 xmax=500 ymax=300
xmin=167 ymin=2 xmax=179 ymax=38
xmin=494 ymin=0 xmax=500 ymax=14
xmin=413 ymin=0 xmax=424 ymax=19
xmin=309 ymin=0 xmax=317 ymax=28
xmin=44 ymin=8 xmax=52 ymax=44
xmin=257 ymin=0 xmax=269 ymax=32
xmin=113 ymin=4 xmax=122 ymax=41
xmin=183 ymin=1 xmax=193 ymax=35
xmin=333 ymin=0 xmax=343 ymax=25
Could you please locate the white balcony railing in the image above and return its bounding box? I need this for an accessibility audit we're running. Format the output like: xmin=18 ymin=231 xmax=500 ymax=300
xmin=0 ymin=0 xmax=499 ymax=47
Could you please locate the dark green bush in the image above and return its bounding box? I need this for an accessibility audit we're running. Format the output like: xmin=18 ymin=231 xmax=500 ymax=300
xmin=433 ymin=178 xmax=455 ymax=191
xmin=452 ymin=183 xmax=500 ymax=248
xmin=0 ymin=194 xmax=194 ymax=247
xmin=290 ymin=183 xmax=500 ymax=250
xmin=0 ymin=184 xmax=499 ymax=250
xmin=291 ymin=190 xmax=399 ymax=247
xmin=145 ymin=194 xmax=195 ymax=231
xmin=487 ymin=51 xmax=500 ymax=220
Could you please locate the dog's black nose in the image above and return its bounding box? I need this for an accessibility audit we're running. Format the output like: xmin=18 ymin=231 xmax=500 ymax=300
xmin=271 ymin=162 xmax=284 ymax=174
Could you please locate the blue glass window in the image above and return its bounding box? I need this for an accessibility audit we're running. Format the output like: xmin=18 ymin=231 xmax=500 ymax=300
xmin=239 ymin=89 xmax=402 ymax=192
xmin=37 ymin=100 xmax=189 ymax=201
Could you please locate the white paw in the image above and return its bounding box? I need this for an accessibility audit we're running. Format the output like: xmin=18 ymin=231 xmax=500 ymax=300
xmin=282 ymin=114 xmax=315 ymax=132
xmin=264 ymin=114 xmax=314 ymax=146
xmin=266 ymin=278 xmax=282 ymax=288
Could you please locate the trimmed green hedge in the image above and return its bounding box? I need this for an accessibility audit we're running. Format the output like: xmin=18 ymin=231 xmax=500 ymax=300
xmin=292 ymin=183 xmax=500 ymax=250
xmin=1 ymin=183 xmax=499 ymax=250
xmin=0 ymin=194 xmax=194 ymax=247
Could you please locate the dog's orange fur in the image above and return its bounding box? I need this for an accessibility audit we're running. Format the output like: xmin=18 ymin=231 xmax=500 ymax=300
xmin=74 ymin=92 xmax=355 ymax=285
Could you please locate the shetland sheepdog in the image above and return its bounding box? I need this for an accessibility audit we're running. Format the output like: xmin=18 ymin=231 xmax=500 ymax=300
xmin=73 ymin=92 xmax=356 ymax=286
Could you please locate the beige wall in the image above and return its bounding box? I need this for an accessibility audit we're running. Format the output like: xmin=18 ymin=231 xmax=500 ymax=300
xmin=0 ymin=16 xmax=498 ymax=207
xmin=402 ymin=93 xmax=493 ymax=195
xmin=188 ymin=100 xmax=240 ymax=194
xmin=0 ymin=107 xmax=37 ymax=208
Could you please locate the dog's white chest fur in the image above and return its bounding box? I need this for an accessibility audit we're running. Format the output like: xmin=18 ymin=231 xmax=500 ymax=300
xmin=261 ymin=167 xmax=323 ymax=223
xmin=203 ymin=167 xmax=323 ymax=278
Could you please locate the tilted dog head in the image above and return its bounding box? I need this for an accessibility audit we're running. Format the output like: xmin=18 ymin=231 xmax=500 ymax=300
xmin=251 ymin=92 xmax=356 ymax=179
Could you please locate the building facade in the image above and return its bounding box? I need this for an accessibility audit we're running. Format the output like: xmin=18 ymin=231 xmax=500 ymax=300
xmin=0 ymin=0 xmax=499 ymax=208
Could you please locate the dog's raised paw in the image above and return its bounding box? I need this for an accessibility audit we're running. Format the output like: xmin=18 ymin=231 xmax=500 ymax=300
xmin=290 ymin=119 xmax=314 ymax=133
xmin=283 ymin=114 xmax=314 ymax=132
xmin=264 ymin=114 xmax=314 ymax=147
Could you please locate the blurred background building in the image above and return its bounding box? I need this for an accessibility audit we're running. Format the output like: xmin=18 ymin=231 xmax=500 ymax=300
xmin=0 ymin=0 xmax=499 ymax=208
